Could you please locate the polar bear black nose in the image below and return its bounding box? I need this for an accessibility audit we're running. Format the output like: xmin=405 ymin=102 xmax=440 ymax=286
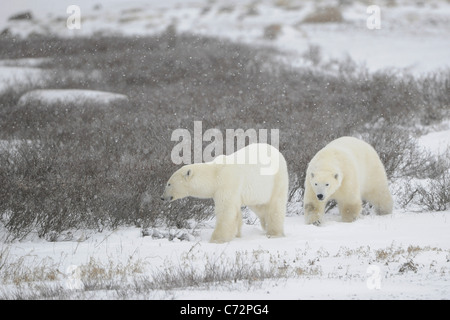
xmin=317 ymin=194 xmax=324 ymax=200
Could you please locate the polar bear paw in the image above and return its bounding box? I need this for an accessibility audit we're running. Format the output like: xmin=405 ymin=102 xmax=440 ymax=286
xmin=304 ymin=203 xmax=322 ymax=226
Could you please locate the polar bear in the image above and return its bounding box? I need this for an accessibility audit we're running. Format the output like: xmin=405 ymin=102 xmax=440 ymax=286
xmin=161 ymin=143 xmax=289 ymax=243
xmin=304 ymin=136 xmax=393 ymax=225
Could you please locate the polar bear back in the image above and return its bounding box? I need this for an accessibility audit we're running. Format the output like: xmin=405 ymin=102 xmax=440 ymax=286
xmin=212 ymin=143 xmax=286 ymax=206
xmin=325 ymin=136 xmax=386 ymax=193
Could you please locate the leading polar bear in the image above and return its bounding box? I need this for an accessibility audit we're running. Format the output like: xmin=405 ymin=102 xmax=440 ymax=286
xmin=304 ymin=136 xmax=393 ymax=225
xmin=161 ymin=143 xmax=289 ymax=243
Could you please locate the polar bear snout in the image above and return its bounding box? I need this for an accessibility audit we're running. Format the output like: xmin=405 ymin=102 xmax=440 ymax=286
xmin=161 ymin=195 xmax=173 ymax=202
xmin=161 ymin=187 xmax=174 ymax=201
xmin=317 ymin=194 xmax=324 ymax=201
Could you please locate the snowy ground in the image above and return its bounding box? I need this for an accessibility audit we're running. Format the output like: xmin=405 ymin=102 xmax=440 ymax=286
xmin=1 ymin=209 xmax=449 ymax=299
xmin=17 ymin=89 xmax=129 ymax=107
xmin=0 ymin=0 xmax=449 ymax=300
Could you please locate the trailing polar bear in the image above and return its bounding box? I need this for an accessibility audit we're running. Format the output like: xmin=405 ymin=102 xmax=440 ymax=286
xmin=161 ymin=143 xmax=288 ymax=243
xmin=304 ymin=136 xmax=393 ymax=225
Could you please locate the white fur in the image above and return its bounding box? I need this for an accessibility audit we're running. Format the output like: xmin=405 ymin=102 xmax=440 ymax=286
xmin=162 ymin=143 xmax=289 ymax=243
xmin=304 ymin=136 xmax=393 ymax=225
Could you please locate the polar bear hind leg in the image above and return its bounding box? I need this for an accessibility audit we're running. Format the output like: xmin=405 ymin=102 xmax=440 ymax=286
xmin=364 ymin=188 xmax=393 ymax=216
xmin=338 ymin=200 xmax=362 ymax=222
xmin=236 ymin=209 xmax=243 ymax=237
xmin=265 ymin=175 xmax=287 ymax=237
xmin=248 ymin=204 xmax=267 ymax=231
xmin=249 ymin=196 xmax=285 ymax=237
xmin=265 ymin=201 xmax=285 ymax=237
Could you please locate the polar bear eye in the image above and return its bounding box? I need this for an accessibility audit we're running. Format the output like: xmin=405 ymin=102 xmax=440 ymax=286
xmin=167 ymin=183 xmax=171 ymax=187
xmin=314 ymin=183 xmax=317 ymax=186
xmin=326 ymin=184 xmax=329 ymax=187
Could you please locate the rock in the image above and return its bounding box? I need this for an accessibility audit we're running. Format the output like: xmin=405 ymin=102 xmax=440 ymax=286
xmin=141 ymin=228 xmax=152 ymax=237
xmin=9 ymin=11 xmax=33 ymax=21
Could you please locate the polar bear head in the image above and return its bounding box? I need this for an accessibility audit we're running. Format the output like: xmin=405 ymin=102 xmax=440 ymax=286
xmin=309 ymin=169 xmax=342 ymax=202
xmin=161 ymin=164 xmax=216 ymax=202
xmin=161 ymin=166 xmax=193 ymax=202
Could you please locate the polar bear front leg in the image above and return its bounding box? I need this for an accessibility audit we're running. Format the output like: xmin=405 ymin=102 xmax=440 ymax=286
xmin=210 ymin=201 xmax=241 ymax=243
xmin=304 ymin=201 xmax=325 ymax=225
xmin=304 ymin=183 xmax=325 ymax=225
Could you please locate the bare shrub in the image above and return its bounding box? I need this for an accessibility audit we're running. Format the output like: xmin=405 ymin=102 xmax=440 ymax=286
xmin=274 ymin=0 xmax=302 ymax=11
xmin=263 ymin=24 xmax=282 ymax=40
xmin=414 ymin=170 xmax=449 ymax=211
xmin=302 ymin=44 xmax=322 ymax=66
xmin=401 ymin=149 xmax=450 ymax=211
xmin=302 ymin=6 xmax=344 ymax=24
xmin=360 ymin=121 xmax=434 ymax=179
xmin=418 ymin=71 xmax=450 ymax=125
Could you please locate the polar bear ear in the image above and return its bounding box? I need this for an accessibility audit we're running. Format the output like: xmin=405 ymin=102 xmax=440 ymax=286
xmin=334 ymin=173 xmax=339 ymax=180
xmin=185 ymin=169 xmax=192 ymax=180
xmin=311 ymin=173 xmax=314 ymax=178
